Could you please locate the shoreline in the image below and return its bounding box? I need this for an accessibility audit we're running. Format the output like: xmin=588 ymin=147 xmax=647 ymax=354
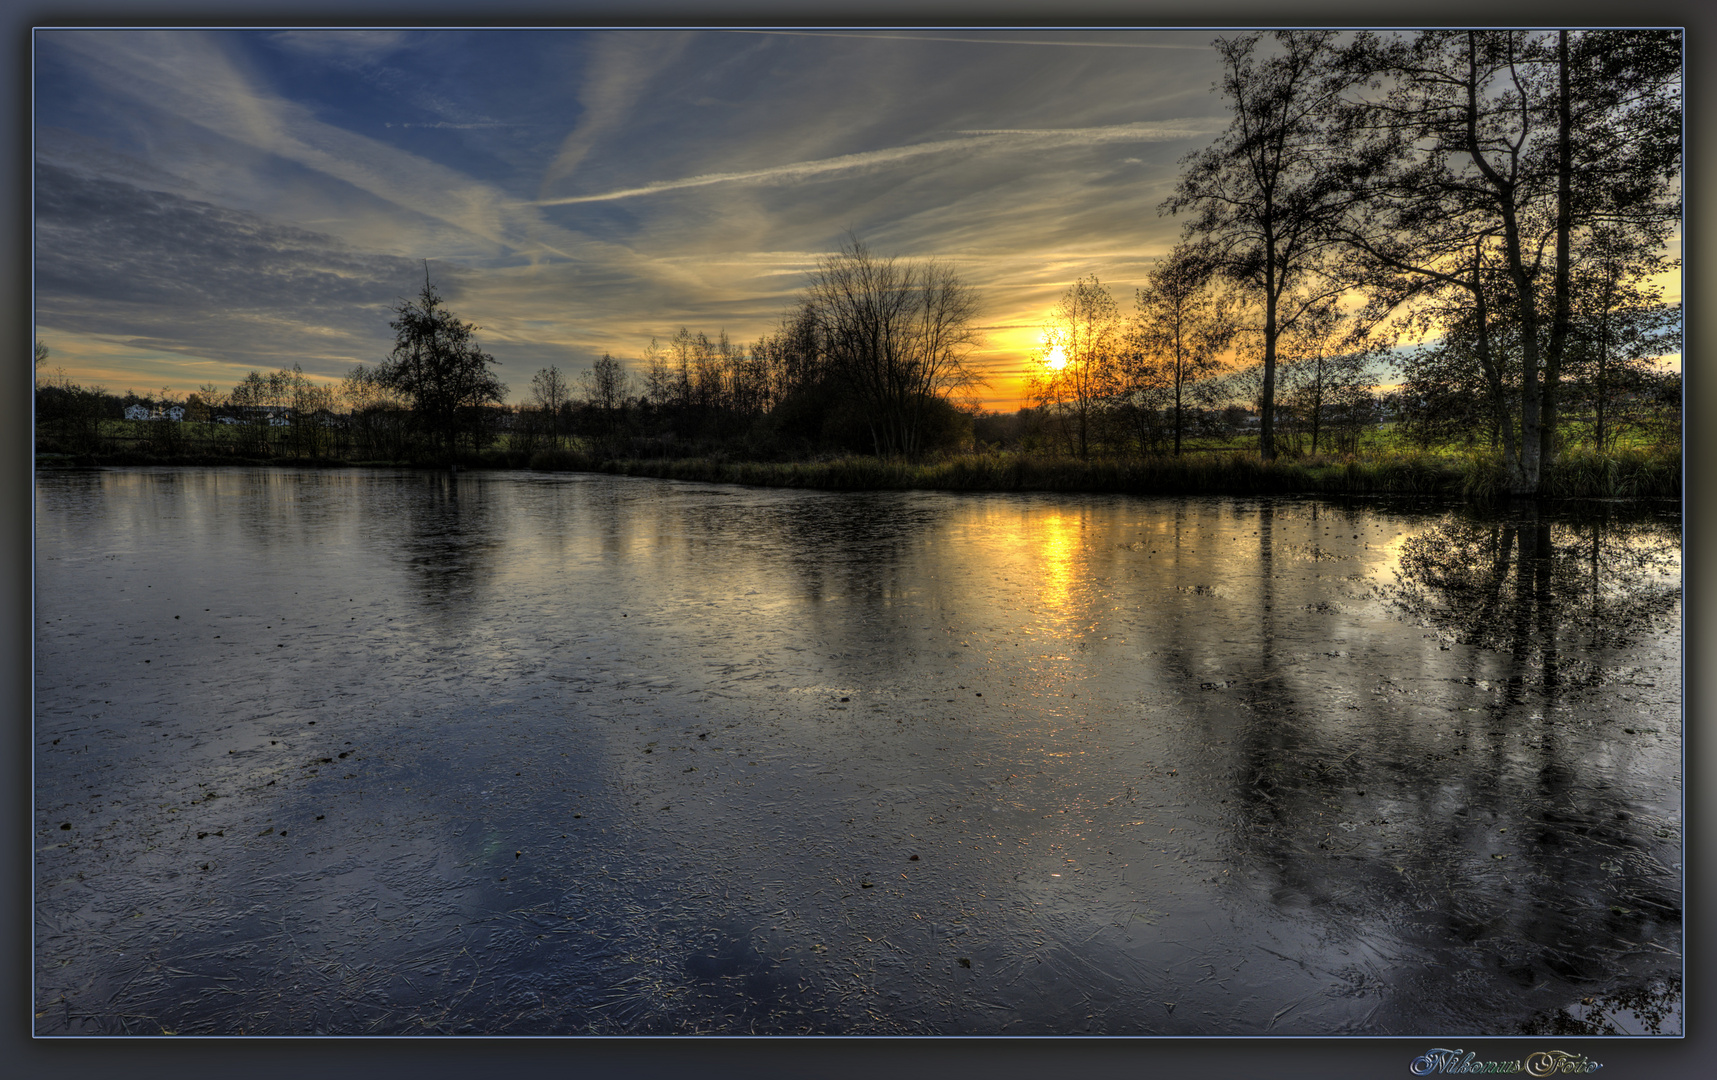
xmin=34 ymin=445 xmax=1681 ymax=503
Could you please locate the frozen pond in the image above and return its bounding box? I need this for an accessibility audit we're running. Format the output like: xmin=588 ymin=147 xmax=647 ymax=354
xmin=33 ymin=467 xmax=1682 ymax=1035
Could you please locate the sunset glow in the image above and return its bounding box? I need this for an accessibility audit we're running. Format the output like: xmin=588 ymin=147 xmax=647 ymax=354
xmin=32 ymin=29 xmax=1235 ymax=410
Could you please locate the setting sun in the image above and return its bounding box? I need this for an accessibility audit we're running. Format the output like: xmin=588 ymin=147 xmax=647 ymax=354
xmin=1043 ymin=344 xmax=1067 ymax=371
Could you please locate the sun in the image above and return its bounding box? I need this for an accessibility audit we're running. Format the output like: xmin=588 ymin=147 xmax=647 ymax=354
xmin=1044 ymin=344 xmax=1067 ymax=371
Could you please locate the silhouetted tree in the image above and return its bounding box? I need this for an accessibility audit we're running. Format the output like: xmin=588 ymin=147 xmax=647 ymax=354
xmin=1031 ymin=275 xmax=1122 ymax=459
xmin=580 ymin=354 xmax=631 ymax=446
xmin=1128 ymin=245 xmax=1237 ymax=456
xmin=1271 ymin=299 xmax=1377 ymax=456
xmin=342 ymin=363 xmax=412 ymax=461
xmin=1165 ymin=30 xmax=1354 ymax=462
xmin=1560 ymin=228 xmax=1679 ymax=452
xmin=802 ymin=235 xmax=982 ymax=458
xmin=1329 ymin=29 xmax=1680 ymax=493
xmin=530 ymin=364 xmax=572 ymax=448
xmin=378 ymin=269 xmax=507 ymax=462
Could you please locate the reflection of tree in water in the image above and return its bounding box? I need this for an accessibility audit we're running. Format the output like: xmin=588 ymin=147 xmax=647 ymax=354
xmin=1522 ymin=975 xmax=1680 ymax=1035
xmin=1385 ymin=506 xmax=1679 ymax=693
xmin=391 ymin=473 xmax=501 ymax=617
xmin=1191 ymin=501 xmax=1681 ymax=1031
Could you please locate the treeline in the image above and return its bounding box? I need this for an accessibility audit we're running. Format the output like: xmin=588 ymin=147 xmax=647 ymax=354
xmin=33 ymin=240 xmax=986 ymax=466
xmin=38 ymin=30 xmax=1681 ymax=499
xmin=1150 ymin=29 xmax=1680 ymax=496
xmin=341 ymin=238 xmax=983 ymax=465
xmin=1019 ymin=255 xmax=1388 ymax=460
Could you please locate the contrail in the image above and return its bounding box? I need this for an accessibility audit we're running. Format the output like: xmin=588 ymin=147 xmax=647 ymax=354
xmin=536 ymin=121 xmax=1218 ymax=207
xmin=727 ymin=29 xmax=1213 ymax=50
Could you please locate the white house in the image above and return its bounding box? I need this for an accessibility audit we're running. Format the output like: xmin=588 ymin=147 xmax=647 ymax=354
xmin=124 ymin=403 xmax=187 ymax=421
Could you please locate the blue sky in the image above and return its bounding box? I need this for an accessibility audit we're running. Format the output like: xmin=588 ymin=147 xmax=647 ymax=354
xmin=33 ymin=28 xmax=1234 ymax=407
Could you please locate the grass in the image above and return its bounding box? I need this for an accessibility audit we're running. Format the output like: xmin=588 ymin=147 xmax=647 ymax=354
xmin=528 ymin=443 xmax=1678 ymax=502
xmin=39 ymin=425 xmax=1678 ymax=502
xmin=539 ymin=449 xmax=1439 ymax=498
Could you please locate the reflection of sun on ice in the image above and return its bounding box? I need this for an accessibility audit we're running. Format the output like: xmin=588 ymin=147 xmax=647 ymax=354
xmin=1044 ymin=344 xmax=1067 ymax=371
xmin=1036 ymin=512 xmax=1079 ymax=620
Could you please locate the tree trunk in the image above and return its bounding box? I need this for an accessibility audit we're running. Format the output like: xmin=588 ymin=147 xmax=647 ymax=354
xmin=1260 ymin=279 xmax=1278 ymax=462
xmin=1539 ymin=30 xmax=1576 ymax=476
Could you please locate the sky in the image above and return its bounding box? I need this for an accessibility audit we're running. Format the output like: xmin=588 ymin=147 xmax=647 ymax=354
xmin=33 ymin=28 xmax=1238 ymax=409
xmin=31 ymin=28 xmax=1682 ymax=411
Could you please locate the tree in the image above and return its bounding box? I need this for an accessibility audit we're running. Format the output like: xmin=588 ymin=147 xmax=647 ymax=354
xmin=34 ymin=365 xmax=111 ymax=453
xmin=1560 ymin=229 xmax=1679 ymax=452
xmin=1164 ymin=30 xmax=1354 ymax=462
xmin=342 ymin=363 xmax=411 ymax=461
xmin=1329 ymin=30 xmax=1680 ymax=493
xmin=1030 ymin=276 xmax=1122 ymax=459
xmin=579 ymin=355 xmax=631 ymax=445
xmin=1394 ymin=317 xmax=1505 ymax=450
xmin=1272 ymin=299 xmax=1377 ymax=456
xmin=377 ymin=269 xmax=507 ymax=462
xmin=530 ymin=365 xmax=572 ymax=447
xmin=1128 ymin=245 xmax=1237 ymax=456
xmin=34 ymin=339 xmax=48 ymax=370
xmin=802 ymin=235 xmax=982 ymax=458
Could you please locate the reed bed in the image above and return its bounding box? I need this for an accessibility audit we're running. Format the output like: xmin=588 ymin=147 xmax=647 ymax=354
xmin=525 ymin=445 xmax=1678 ymax=502
xmin=45 ymin=442 xmax=1676 ymax=502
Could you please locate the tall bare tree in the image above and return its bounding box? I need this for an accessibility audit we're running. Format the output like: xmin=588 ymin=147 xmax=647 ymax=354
xmin=1031 ymin=275 xmax=1122 ymax=459
xmin=1329 ymin=29 xmax=1680 ymax=494
xmin=802 ymin=235 xmax=982 ymax=458
xmin=531 ymin=365 xmax=571 ymax=446
xmin=1164 ymin=30 xmax=1354 ymax=462
xmin=1129 ymin=246 xmax=1237 ymax=456
xmin=580 ymin=354 xmax=631 ymax=443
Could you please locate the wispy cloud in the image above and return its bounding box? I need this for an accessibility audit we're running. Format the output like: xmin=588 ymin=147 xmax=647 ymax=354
xmin=48 ymin=32 xmax=531 ymax=255
xmin=267 ymin=29 xmax=413 ymax=61
xmin=537 ymin=120 xmax=1219 ymax=206
xmin=384 ymin=121 xmax=513 ymax=130
xmin=732 ymin=30 xmax=1213 ymax=50
xmin=35 ymin=28 xmax=1242 ymax=407
xmin=540 ymin=33 xmax=695 ymax=195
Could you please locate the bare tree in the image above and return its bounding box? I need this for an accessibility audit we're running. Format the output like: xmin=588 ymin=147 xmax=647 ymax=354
xmin=1128 ymin=246 xmax=1237 ymax=456
xmin=581 ymin=354 xmax=631 ymax=444
xmin=1272 ymin=300 xmax=1376 ymax=456
xmin=1029 ymin=276 xmax=1122 ymax=459
xmin=802 ymin=235 xmax=982 ymax=458
xmin=1164 ymin=30 xmax=1354 ymax=462
xmin=342 ymin=363 xmax=411 ymax=461
xmin=531 ymin=365 xmax=571 ymax=446
xmin=1563 ymin=230 xmax=1678 ymax=452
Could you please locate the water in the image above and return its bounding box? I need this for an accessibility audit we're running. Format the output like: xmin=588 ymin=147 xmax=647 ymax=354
xmin=32 ymin=467 xmax=1682 ymax=1035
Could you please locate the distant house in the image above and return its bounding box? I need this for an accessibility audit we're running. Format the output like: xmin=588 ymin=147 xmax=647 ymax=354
xmin=124 ymin=403 xmax=187 ymax=421
xmin=223 ymin=405 xmax=293 ymax=425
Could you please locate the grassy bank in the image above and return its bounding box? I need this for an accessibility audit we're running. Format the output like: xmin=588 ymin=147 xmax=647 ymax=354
xmin=37 ymin=443 xmax=1678 ymax=502
xmin=525 ymin=445 xmax=1680 ymax=502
